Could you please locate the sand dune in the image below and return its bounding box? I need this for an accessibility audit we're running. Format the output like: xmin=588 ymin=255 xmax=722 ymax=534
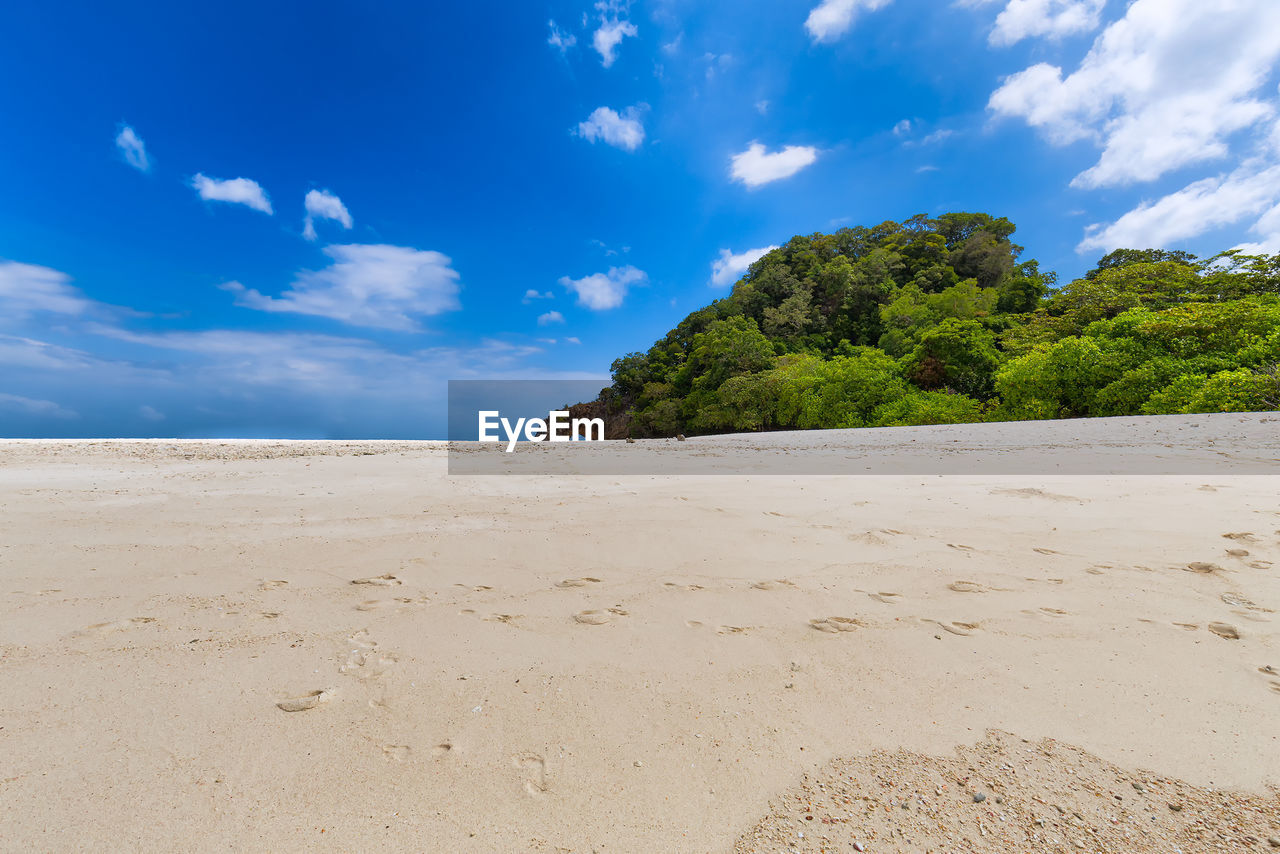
xmin=1 ymin=416 xmax=1278 ymax=851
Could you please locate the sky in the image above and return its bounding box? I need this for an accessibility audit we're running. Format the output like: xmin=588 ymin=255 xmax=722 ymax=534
xmin=2 ymin=0 xmax=1280 ymax=438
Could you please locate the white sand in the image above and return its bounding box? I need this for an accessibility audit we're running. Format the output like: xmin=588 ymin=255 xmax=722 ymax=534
xmin=1 ymin=415 xmax=1278 ymax=851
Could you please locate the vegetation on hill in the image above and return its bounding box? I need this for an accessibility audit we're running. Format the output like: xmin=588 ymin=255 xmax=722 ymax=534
xmin=586 ymin=213 xmax=1280 ymax=437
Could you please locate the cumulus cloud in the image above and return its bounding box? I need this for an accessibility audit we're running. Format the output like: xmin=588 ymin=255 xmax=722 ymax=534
xmin=1078 ymin=162 xmax=1280 ymax=254
xmin=522 ymin=289 xmax=554 ymax=303
xmin=892 ymin=119 xmax=912 ymax=136
xmin=730 ymin=142 xmax=819 ymax=187
xmin=804 ymin=0 xmax=893 ymax=44
xmin=223 ymin=244 xmax=462 ymax=330
xmin=548 ymin=19 xmax=576 ymax=53
xmin=988 ymin=0 xmax=1280 ymax=189
xmin=710 ymin=245 xmax=779 ymax=288
xmin=0 ymin=260 xmax=94 ymax=318
xmin=115 ymin=125 xmax=150 ymax=172
xmin=302 ymin=189 xmax=353 ymax=241
xmin=987 ymin=0 xmax=1105 ymax=46
xmin=191 ymin=174 xmax=273 ymax=214
xmin=537 ymin=310 xmax=566 ymax=326
xmin=592 ymin=1 xmax=636 ymax=68
xmin=577 ymin=106 xmax=646 ymax=152
xmin=559 ymin=265 xmax=647 ymax=310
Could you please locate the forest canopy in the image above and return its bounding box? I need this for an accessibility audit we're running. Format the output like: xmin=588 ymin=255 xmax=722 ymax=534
xmin=590 ymin=213 xmax=1280 ymax=437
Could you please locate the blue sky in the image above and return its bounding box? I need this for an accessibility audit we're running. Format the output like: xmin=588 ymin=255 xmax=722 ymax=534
xmin=3 ymin=0 xmax=1279 ymax=437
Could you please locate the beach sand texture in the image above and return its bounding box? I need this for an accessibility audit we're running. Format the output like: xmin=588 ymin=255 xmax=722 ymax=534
xmin=1 ymin=415 xmax=1278 ymax=851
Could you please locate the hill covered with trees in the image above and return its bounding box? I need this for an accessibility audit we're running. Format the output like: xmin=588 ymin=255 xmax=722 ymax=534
xmin=584 ymin=213 xmax=1280 ymax=437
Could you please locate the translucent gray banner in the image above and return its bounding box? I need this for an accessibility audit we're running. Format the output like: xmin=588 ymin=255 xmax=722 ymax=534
xmin=447 ymin=380 xmax=1280 ymax=475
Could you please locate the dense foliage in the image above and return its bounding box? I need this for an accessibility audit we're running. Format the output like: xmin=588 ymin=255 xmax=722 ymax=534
xmin=596 ymin=213 xmax=1280 ymax=437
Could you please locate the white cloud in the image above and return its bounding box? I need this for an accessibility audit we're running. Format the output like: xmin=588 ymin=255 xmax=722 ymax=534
xmin=223 ymin=243 xmax=461 ymax=330
xmin=804 ymin=0 xmax=893 ymax=44
xmin=755 ymin=100 xmax=770 ymax=116
xmin=565 ymin=337 xmax=581 ymax=345
xmin=0 ymin=392 xmax=79 ymax=420
xmin=548 ymin=19 xmax=577 ymax=53
xmin=0 ymin=260 xmax=94 ymax=318
xmin=115 ymin=125 xmax=150 ymax=172
xmin=537 ymin=310 xmax=566 ymax=326
xmin=988 ymin=0 xmax=1105 ymax=46
xmin=892 ymin=119 xmax=912 ymax=136
xmin=577 ymin=106 xmax=646 ymax=152
xmin=302 ymin=189 xmax=353 ymax=241
xmin=988 ymin=0 xmax=1280 ymax=189
xmin=522 ymin=289 xmax=554 ymax=303
xmin=1077 ymin=162 xmax=1280 ymax=253
xmin=191 ymin=174 xmax=274 ymax=214
xmin=730 ymin=142 xmax=819 ymax=187
xmin=710 ymin=245 xmax=779 ymax=288
xmin=559 ymin=265 xmax=647 ymax=310
xmin=592 ymin=1 xmax=637 ymax=68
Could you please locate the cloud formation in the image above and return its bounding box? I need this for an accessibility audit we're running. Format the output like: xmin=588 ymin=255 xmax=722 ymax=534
xmin=1078 ymin=162 xmax=1280 ymax=254
xmin=577 ymin=106 xmax=646 ymax=151
xmin=537 ymin=310 xmax=566 ymax=326
xmin=115 ymin=125 xmax=150 ymax=172
xmin=0 ymin=260 xmax=94 ymax=318
xmin=985 ymin=0 xmax=1105 ymax=46
xmin=559 ymin=265 xmax=646 ymax=310
xmin=804 ymin=0 xmax=893 ymax=44
xmin=730 ymin=142 xmax=819 ymax=187
xmin=223 ymin=243 xmax=462 ymax=330
xmin=988 ymin=0 xmax=1280 ymax=189
xmin=710 ymin=245 xmax=779 ymax=288
xmin=302 ymin=189 xmax=353 ymax=241
xmin=592 ymin=1 xmax=636 ymax=67
xmin=547 ymin=20 xmax=576 ymax=53
xmin=191 ymin=174 xmax=274 ymax=214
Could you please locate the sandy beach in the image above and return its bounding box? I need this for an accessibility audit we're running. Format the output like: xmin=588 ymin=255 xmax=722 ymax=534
xmin=2 ymin=415 xmax=1279 ymax=852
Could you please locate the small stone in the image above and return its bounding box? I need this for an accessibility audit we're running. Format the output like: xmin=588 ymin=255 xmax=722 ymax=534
xmin=1266 ymin=836 xmax=1280 ymax=848
xmin=973 ymin=792 xmax=986 ymax=803
xmin=633 ymin=760 xmax=643 ymax=767
xmin=1168 ymin=803 xmax=1182 ymax=812
xmin=900 ymin=801 xmax=910 ymax=810
xmin=995 ymin=796 xmax=1003 ymax=804
xmin=853 ymin=844 xmax=865 ymax=852
xmin=1132 ymin=782 xmax=1145 ymax=793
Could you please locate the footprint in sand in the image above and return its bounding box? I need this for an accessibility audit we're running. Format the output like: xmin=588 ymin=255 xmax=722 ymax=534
xmin=481 ymin=613 xmax=521 ymax=625
xmin=555 ymin=577 xmax=602 ymax=588
xmin=432 ymin=742 xmax=454 ymax=758
xmin=947 ymin=581 xmax=986 ymax=593
xmin=1226 ymin=549 xmax=1250 ymax=558
xmin=277 ymin=690 xmax=330 ymax=712
xmin=1033 ymin=547 xmax=1063 ymax=556
xmin=77 ymin=617 xmax=156 ymax=636
xmin=750 ymin=579 xmax=796 ymax=591
xmin=258 ymin=580 xmax=288 ymax=591
xmin=927 ymin=619 xmax=980 ymax=636
xmin=809 ymin=616 xmax=864 ymax=633
xmin=948 ymin=543 xmax=975 ymax=551
xmin=868 ymin=592 xmax=902 ymax=604
xmin=1222 ymin=592 xmax=1274 ymax=613
xmin=355 ymin=596 xmax=427 ymax=612
xmin=573 ymin=610 xmax=613 ymax=625
xmin=1222 ymin=532 xmax=1258 ymax=542
xmin=716 ymin=625 xmax=750 ymax=635
xmin=1185 ymin=562 xmax=1226 ymax=575
xmin=1035 ymin=607 xmax=1070 ymax=617
xmin=351 ymin=574 xmax=401 ymax=586
xmin=513 ymin=753 xmax=548 ymax=796
xmin=991 ymin=487 xmax=1082 ymax=503
xmin=381 ymin=744 xmax=411 ymax=762
xmin=1173 ymin=622 xmax=1199 ymax=631
xmin=259 ymin=611 xmax=281 ymax=619
xmin=1208 ymin=622 xmax=1241 ymax=640
xmin=341 ymin=631 xmax=399 ymax=681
